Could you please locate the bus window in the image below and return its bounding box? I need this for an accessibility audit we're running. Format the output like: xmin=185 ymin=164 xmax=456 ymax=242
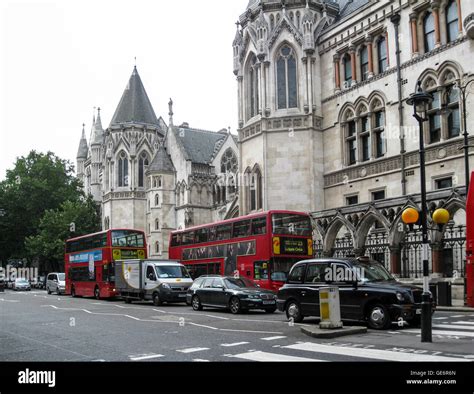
xmin=251 ymin=217 xmax=267 ymax=235
xmin=171 ymin=234 xmax=181 ymax=247
xmin=182 ymin=231 xmax=195 ymax=245
xmin=216 ymin=224 xmax=232 ymax=240
xmin=272 ymin=213 xmax=312 ymax=236
xmin=209 ymin=227 xmax=217 ymax=242
xmin=233 ymin=220 xmax=251 ymax=238
xmin=254 ymin=261 xmax=269 ymax=280
xmin=195 ymin=228 xmax=209 ymax=244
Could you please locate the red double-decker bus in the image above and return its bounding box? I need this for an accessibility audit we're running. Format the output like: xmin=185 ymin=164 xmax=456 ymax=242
xmin=169 ymin=211 xmax=313 ymax=291
xmin=65 ymin=229 xmax=147 ymax=299
xmin=466 ymin=172 xmax=474 ymax=307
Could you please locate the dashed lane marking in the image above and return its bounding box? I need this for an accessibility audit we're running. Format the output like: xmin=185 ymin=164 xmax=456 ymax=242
xmin=129 ymin=354 xmax=164 ymax=361
xmin=220 ymin=342 xmax=250 ymax=347
xmin=451 ymin=321 xmax=474 ymax=325
xmin=177 ymin=348 xmax=210 ymax=354
xmin=193 ymin=359 xmax=210 ymax=362
xmin=433 ymin=317 xmax=449 ymax=320
xmin=261 ymin=336 xmax=287 ymax=341
xmin=226 ymin=351 xmax=321 ymax=362
xmin=0 ymin=298 xmax=19 ymax=303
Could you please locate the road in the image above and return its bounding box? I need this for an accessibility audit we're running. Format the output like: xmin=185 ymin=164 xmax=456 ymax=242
xmin=1 ymin=289 xmax=473 ymax=362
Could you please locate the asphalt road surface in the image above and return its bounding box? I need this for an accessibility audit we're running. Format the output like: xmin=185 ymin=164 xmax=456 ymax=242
xmin=1 ymin=290 xmax=474 ymax=362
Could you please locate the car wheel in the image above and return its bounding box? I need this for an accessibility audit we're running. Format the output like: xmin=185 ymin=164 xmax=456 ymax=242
xmin=56 ymin=287 xmax=60 ymax=295
xmin=285 ymin=300 xmax=304 ymax=323
xmin=191 ymin=295 xmax=203 ymax=311
xmin=229 ymin=297 xmax=242 ymax=314
xmin=47 ymin=287 xmax=51 ymax=295
xmin=265 ymin=307 xmax=277 ymax=314
xmin=71 ymin=286 xmax=76 ymax=298
xmin=366 ymin=304 xmax=391 ymax=330
xmin=152 ymin=293 xmax=162 ymax=306
xmin=94 ymin=287 xmax=100 ymax=300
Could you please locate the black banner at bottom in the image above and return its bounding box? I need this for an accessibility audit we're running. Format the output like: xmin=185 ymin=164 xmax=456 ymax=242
xmin=0 ymin=362 xmax=473 ymax=394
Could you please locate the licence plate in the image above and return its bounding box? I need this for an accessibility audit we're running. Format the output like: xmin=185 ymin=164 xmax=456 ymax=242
xmin=263 ymin=301 xmax=275 ymax=305
xmin=178 ymin=294 xmax=186 ymax=297
xmin=416 ymin=309 xmax=421 ymax=315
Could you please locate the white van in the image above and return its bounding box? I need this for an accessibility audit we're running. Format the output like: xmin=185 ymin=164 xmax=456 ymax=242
xmin=115 ymin=259 xmax=193 ymax=305
xmin=46 ymin=273 xmax=66 ymax=295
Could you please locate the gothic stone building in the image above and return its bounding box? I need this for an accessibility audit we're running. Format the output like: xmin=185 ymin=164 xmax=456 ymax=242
xmin=234 ymin=0 xmax=474 ymax=300
xmin=77 ymin=67 xmax=239 ymax=259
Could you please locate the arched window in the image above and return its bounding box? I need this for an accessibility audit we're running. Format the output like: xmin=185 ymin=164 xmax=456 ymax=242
xmin=345 ymin=118 xmax=357 ymax=165
xmin=221 ymin=149 xmax=238 ymax=174
xmin=255 ymin=167 xmax=263 ymax=210
xmin=446 ymin=0 xmax=459 ymax=43
xmin=276 ymin=45 xmax=297 ymax=109
xmin=155 ymin=194 xmax=160 ymax=206
xmin=270 ymin=14 xmax=275 ymax=31
xmin=424 ymin=12 xmax=435 ymax=52
xmin=360 ymin=46 xmax=369 ymax=81
xmin=377 ymin=37 xmax=388 ymax=73
xmin=296 ymin=11 xmax=301 ymax=28
xmin=373 ymin=108 xmax=386 ymax=158
xmin=447 ymin=84 xmax=461 ymax=138
xmin=155 ymin=241 xmax=160 ymax=254
xmin=118 ymin=151 xmax=129 ymax=187
xmin=155 ymin=219 xmax=160 ymax=231
xmin=247 ymin=54 xmax=259 ymax=119
xmin=343 ymin=54 xmax=352 ymax=83
xmin=138 ymin=151 xmax=149 ymax=188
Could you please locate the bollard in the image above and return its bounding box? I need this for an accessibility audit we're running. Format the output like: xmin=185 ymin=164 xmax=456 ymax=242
xmin=319 ymin=286 xmax=343 ymax=329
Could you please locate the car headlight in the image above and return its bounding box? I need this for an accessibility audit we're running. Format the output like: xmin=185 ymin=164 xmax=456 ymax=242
xmin=247 ymin=294 xmax=260 ymax=300
xmin=161 ymin=283 xmax=171 ymax=290
xmin=396 ymin=292 xmax=405 ymax=302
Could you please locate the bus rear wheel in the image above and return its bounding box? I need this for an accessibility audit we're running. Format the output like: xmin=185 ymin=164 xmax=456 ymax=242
xmin=94 ymin=287 xmax=100 ymax=300
xmin=71 ymin=286 xmax=76 ymax=298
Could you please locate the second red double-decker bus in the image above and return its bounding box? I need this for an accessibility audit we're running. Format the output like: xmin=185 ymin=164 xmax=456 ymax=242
xmin=65 ymin=229 xmax=147 ymax=299
xmin=169 ymin=211 xmax=313 ymax=291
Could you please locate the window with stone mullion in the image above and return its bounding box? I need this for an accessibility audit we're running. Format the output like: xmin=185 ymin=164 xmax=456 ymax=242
xmin=427 ymin=90 xmax=441 ymax=143
xmin=277 ymin=46 xmax=298 ymax=110
xmin=446 ymin=0 xmax=459 ymax=43
xmin=359 ymin=115 xmax=371 ymax=162
xmin=424 ymin=12 xmax=436 ymax=52
xmin=373 ymin=111 xmax=385 ymax=158
xmin=345 ymin=120 xmax=357 ymax=166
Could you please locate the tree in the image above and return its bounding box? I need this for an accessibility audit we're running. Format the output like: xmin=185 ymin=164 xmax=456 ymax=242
xmin=25 ymin=198 xmax=101 ymax=272
xmin=0 ymin=150 xmax=97 ymax=268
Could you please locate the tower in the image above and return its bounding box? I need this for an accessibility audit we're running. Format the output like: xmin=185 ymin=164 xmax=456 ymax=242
xmin=90 ymin=108 xmax=104 ymax=203
xmin=235 ymin=0 xmax=339 ymax=214
xmin=76 ymin=124 xmax=89 ymax=189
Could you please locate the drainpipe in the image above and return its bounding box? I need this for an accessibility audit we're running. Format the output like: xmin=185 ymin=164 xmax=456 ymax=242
xmin=391 ymin=5 xmax=407 ymax=195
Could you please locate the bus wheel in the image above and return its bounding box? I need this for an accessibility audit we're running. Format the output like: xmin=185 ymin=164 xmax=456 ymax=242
xmin=229 ymin=297 xmax=242 ymax=314
xmin=71 ymin=286 xmax=76 ymax=298
xmin=285 ymin=300 xmax=304 ymax=323
xmin=152 ymin=293 xmax=162 ymax=306
xmin=191 ymin=295 xmax=203 ymax=311
xmin=94 ymin=287 xmax=100 ymax=300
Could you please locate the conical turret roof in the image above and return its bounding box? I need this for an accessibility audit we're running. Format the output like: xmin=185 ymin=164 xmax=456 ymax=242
xmin=147 ymin=145 xmax=175 ymax=174
xmin=91 ymin=108 xmax=105 ymax=145
xmin=77 ymin=125 xmax=89 ymax=159
xmin=109 ymin=66 xmax=159 ymax=127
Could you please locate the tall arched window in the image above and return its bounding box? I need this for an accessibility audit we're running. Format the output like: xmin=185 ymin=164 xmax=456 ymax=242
xmin=138 ymin=151 xmax=149 ymax=188
xmin=155 ymin=219 xmax=160 ymax=231
xmin=276 ymin=45 xmax=297 ymax=109
xmin=446 ymin=0 xmax=459 ymax=43
xmin=343 ymin=54 xmax=352 ymax=83
xmin=424 ymin=12 xmax=435 ymax=52
xmin=360 ymin=46 xmax=369 ymax=81
xmin=155 ymin=241 xmax=160 ymax=254
xmin=118 ymin=151 xmax=129 ymax=187
xmin=255 ymin=167 xmax=263 ymax=210
xmin=155 ymin=194 xmax=160 ymax=206
xmin=248 ymin=54 xmax=259 ymax=119
xmin=377 ymin=37 xmax=388 ymax=73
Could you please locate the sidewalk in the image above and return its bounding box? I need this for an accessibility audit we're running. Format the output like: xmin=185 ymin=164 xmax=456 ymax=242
xmin=436 ymin=306 xmax=474 ymax=312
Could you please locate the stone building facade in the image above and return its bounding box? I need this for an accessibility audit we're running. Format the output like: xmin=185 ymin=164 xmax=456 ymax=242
xmin=77 ymin=67 xmax=239 ymax=258
xmin=234 ymin=0 xmax=474 ymax=293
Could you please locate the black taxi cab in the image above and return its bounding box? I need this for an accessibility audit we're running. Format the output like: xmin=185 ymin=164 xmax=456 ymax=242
xmin=276 ymin=257 xmax=435 ymax=329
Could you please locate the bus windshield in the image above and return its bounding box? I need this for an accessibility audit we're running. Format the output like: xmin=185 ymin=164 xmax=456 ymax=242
xmin=111 ymin=230 xmax=145 ymax=248
xmin=272 ymin=213 xmax=312 ymax=237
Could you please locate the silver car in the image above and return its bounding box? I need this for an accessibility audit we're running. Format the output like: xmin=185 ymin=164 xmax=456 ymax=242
xmin=46 ymin=273 xmax=66 ymax=295
xmin=13 ymin=278 xmax=31 ymax=291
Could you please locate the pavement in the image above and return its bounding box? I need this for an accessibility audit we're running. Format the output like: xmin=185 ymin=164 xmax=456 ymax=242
xmin=1 ymin=289 xmax=474 ymax=362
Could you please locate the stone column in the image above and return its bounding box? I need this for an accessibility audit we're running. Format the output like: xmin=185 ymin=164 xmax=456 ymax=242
xmin=303 ymin=56 xmax=309 ymax=111
xmin=389 ymin=246 xmax=402 ymax=276
xmin=410 ymin=13 xmax=419 ymax=56
xmin=237 ymin=76 xmax=243 ymax=127
xmin=260 ymin=61 xmax=266 ymax=115
xmin=309 ymin=58 xmax=314 ymax=112
xmin=366 ymin=36 xmax=374 ymax=78
xmin=456 ymin=0 xmax=463 ymax=37
xmin=431 ymin=243 xmax=444 ymax=276
xmin=433 ymin=2 xmax=441 ymax=47
xmin=350 ymin=45 xmax=357 ymax=84
xmin=384 ymin=29 xmax=390 ymax=67
xmin=334 ymin=54 xmax=341 ymax=91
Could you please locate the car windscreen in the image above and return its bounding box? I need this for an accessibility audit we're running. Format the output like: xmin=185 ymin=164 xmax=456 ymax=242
xmin=356 ymin=262 xmax=394 ymax=282
xmin=16 ymin=279 xmax=28 ymax=284
xmin=57 ymin=273 xmax=65 ymax=281
xmin=224 ymin=277 xmax=257 ymax=289
xmin=155 ymin=266 xmax=190 ymax=279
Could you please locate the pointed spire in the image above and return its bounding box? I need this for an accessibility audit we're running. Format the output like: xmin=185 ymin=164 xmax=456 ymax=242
xmin=147 ymin=145 xmax=175 ymax=175
xmin=168 ymin=98 xmax=174 ymax=127
xmin=91 ymin=107 xmax=105 ymax=145
xmin=77 ymin=123 xmax=89 ymax=159
xmin=110 ymin=66 xmax=159 ymax=127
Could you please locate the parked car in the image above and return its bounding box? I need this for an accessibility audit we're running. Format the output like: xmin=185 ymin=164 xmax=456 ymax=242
xmin=46 ymin=273 xmax=66 ymax=295
xmin=6 ymin=280 xmax=14 ymax=289
xmin=187 ymin=275 xmax=277 ymax=314
xmin=277 ymin=257 xmax=435 ymax=329
xmin=13 ymin=278 xmax=31 ymax=291
xmin=35 ymin=276 xmax=46 ymax=289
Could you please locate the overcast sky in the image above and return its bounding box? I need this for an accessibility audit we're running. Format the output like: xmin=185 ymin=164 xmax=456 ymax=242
xmin=0 ymin=0 xmax=248 ymax=180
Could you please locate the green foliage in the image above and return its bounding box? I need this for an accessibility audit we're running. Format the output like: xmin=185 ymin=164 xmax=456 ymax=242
xmin=0 ymin=150 xmax=100 ymax=269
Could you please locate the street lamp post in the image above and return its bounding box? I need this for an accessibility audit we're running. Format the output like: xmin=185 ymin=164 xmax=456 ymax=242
xmin=407 ymin=81 xmax=434 ymax=343
xmin=457 ymin=78 xmax=474 ymax=191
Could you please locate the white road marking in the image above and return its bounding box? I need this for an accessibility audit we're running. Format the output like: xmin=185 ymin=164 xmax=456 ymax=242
xmin=220 ymin=342 xmax=250 ymax=347
xmin=451 ymin=321 xmax=474 ymax=325
xmin=433 ymin=317 xmax=449 ymax=320
xmin=92 ymin=359 xmax=106 ymax=362
xmin=435 ymin=324 xmax=474 ymax=331
xmin=204 ymin=314 xmax=229 ymax=320
xmin=261 ymin=336 xmax=287 ymax=341
xmin=404 ymin=329 xmax=474 ymax=338
xmin=177 ymin=347 xmax=210 ymax=354
xmin=227 ymin=351 xmax=321 ymax=362
xmin=450 ymin=315 xmax=466 ymax=318
xmin=283 ymin=342 xmax=470 ymax=362
xmin=388 ymin=331 xmax=401 ymax=335
xmin=221 ymin=329 xmax=284 ymax=335
xmin=193 ymin=359 xmax=210 ymax=362
xmin=0 ymin=298 xmax=19 ymax=303
xmin=188 ymin=322 xmax=219 ymax=330
xmin=129 ymin=354 xmax=164 ymax=361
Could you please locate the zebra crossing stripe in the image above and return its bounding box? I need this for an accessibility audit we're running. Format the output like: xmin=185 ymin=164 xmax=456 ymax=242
xmin=435 ymin=324 xmax=474 ymax=331
xmin=451 ymin=321 xmax=474 ymax=325
xmin=227 ymin=351 xmax=322 ymax=362
xmin=129 ymin=354 xmax=164 ymax=361
xmin=283 ymin=342 xmax=469 ymax=362
xmin=404 ymin=329 xmax=474 ymax=338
